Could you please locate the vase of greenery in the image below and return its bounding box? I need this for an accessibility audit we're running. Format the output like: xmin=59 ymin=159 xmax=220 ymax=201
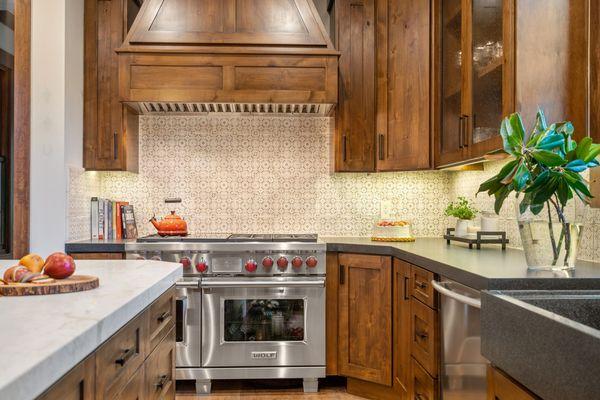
xmin=477 ymin=110 xmax=600 ymax=270
xmin=445 ymin=197 xmax=478 ymax=237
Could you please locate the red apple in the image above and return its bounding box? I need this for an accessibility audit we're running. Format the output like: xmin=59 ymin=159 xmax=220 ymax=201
xmin=3 ymin=265 xmax=29 ymax=283
xmin=43 ymin=253 xmax=76 ymax=279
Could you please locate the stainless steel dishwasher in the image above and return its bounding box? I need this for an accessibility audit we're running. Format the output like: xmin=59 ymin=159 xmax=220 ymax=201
xmin=431 ymin=278 xmax=488 ymax=400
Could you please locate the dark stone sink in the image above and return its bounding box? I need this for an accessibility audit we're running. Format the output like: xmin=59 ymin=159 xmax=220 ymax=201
xmin=481 ymin=290 xmax=600 ymax=400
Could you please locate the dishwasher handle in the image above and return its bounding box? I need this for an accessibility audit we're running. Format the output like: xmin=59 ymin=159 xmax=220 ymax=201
xmin=431 ymin=280 xmax=481 ymax=309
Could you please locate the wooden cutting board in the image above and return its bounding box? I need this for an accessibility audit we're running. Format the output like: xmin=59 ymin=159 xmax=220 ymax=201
xmin=0 ymin=275 xmax=99 ymax=296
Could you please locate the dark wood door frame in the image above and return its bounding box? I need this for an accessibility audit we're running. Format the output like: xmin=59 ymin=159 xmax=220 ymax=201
xmin=11 ymin=0 xmax=30 ymax=258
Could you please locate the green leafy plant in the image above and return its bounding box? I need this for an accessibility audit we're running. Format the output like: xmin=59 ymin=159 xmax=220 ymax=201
xmin=445 ymin=197 xmax=478 ymax=220
xmin=477 ymin=109 xmax=600 ymax=265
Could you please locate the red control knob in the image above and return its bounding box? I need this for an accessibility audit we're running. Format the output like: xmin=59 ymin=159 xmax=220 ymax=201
xmin=245 ymin=259 xmax=258 ymax=273
xmin=262 ymin=257 xmax=274 ymax=268
xmin=291 ymin=256 xmax=303 ymax=268
xmin=277 ymin=256 xmax=289 ymax=270
xmin=306 ymin=256 xmax=318 ymax=268
xmin=180 ymin=257 xmax=191 ymax=269
xmin=195 ymin=260 xmax=208 ymax=273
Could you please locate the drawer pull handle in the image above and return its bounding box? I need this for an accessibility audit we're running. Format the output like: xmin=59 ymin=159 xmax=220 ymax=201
xmin=416 ymin=330 xmax=429 ymax=340
xmin=157 ymin=311 xmax=172 ymax=323
xmin=115 ymin=347 xmax=135 ymax=367
xmin=416 ymin=393 xmax=427 ymax=400
xmin=415 ymin=281 xmax=427 ymax=289
xmin=155 ymin=375 xmax=169 ymax=390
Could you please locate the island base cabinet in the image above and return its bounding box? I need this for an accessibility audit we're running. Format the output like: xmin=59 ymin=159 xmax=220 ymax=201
xmin=38 ymin=355 xmax=96 ymax=400
xmin=115 ymin=365 xmax=145 ymax=400
xmin=145 ymin=328 xmax=176 ymax=400
xmin=36 ymin=287 xmax=175 ymax=400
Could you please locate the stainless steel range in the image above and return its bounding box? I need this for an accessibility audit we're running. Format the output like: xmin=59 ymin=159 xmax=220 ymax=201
xmin=125 ymin=234 xmax=326 ymax=395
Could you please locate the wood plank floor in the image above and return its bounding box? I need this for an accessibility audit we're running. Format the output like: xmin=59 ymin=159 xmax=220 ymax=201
xmin=176 ymin=379 xmax=365 ymax=399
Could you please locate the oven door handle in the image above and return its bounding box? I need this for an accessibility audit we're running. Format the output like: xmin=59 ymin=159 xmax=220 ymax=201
xmin=200 ymin=279 xmax=325 ymax=289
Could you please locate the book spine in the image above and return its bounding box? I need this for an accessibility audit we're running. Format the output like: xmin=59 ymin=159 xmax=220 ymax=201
xmin=112 ymin=201 xmax=117 ymax=240
xmin=120 ymin=205 xmax=127 ymax=239
xmin=103 ymin=199 xmax=109 ymax=241
xmin=91 ymin=197 xmax=99 ymax=240
xmin=108 ymin=201 xmax=113 ymax=240
xmin=98 ymin=199 xmax=105 ymax=240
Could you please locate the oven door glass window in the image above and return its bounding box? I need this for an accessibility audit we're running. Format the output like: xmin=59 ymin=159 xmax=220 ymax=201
xmin=223 ymin=299 xmax=305 ymax=342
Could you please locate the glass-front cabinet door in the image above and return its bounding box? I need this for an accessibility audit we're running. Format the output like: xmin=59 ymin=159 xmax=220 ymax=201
xmin=465 ymin=0 xmax=513 ymax=155
xmin=438 ymin=0 xmax=466 ymax=166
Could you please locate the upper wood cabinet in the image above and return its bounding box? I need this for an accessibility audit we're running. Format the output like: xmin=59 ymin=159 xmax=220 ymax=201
xmin=84 ymin=0 xmax=140 ymax=172
xmin=434 ymin=0 xmax=588 ymax=168
xmin=334 ymin=0 xmax=432 ymax=172
xmin=334 ymin=0 xmax=376 ymax=171
xmin=337 ymin=253 xmax=392 ymax=386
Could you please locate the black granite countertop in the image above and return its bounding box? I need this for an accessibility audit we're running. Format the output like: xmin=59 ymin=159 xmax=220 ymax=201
xmin=482 ymin=290 xmax=600 ymax=400
xmin=323 ymin=237 xmax=600 ymax=290
xmin=66 ymin=236 xmax=600 ymax=290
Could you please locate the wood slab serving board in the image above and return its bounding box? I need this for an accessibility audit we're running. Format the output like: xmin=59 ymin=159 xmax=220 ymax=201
xmin=0 ymin=275 xmax=99 ymax=296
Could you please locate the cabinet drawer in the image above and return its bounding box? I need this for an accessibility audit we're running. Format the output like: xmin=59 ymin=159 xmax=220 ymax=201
xmin=96 ymin=311 xmax=147 ymax=400
xmin=145 ymin=327 xmax=175 ymax=400
xmin=411 ymin=358 xmax=438 ymax=400
xmin=487 ymin=365 xmax=541 ymax=400
xmin=410 ymin=298 xmax=438 ymax=377
xmin=114 ymin=364 xmax=145 ymax=400
xmin=410 ymin=265 xmax=436 ymax=308
xmin=148 ymin=287 xmax=176 ymax=353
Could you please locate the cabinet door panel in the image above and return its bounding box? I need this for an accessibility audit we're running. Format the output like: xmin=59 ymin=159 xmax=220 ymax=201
xmin=393 ymin=259 xmax=412 ymax=398
xmin=436 ymin=0 xmax=466 ymax=167
xmin=38 ymin=355 xmax=95 ymax=400
xmin=338 ymin=254 xmax=392 ymax=385
xmin=376 ymin=0 xmax=431 ymax=171
xmin=335 ymin=0 xmax=375 ymax=172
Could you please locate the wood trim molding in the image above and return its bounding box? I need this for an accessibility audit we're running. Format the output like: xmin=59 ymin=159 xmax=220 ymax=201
xmin=12 ymin=0 xmax=30 ymax=258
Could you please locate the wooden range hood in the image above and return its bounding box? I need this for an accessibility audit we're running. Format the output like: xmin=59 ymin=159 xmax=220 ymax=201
xmin=117 ymin=0 xmax=339 ymax=116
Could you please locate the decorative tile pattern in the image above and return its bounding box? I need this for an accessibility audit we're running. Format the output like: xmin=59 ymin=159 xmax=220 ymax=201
xmin=69 ymin=116 xmax=452 ymax=239
xmin=67 ymin=166 xmax=103 ymax=241
xmin=66 ymin=115 xmax=600 ymax=263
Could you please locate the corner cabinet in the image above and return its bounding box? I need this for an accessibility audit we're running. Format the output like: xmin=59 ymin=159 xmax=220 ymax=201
xmin=329 ymin=253 xmax=440 ymax=400
xmin=84 ymin=0 xmax=140 ymax=172
xmin=334 ymin=0 xmax=432 ymax=172
xmin=434 ymin=0 xmax=588 ymax=168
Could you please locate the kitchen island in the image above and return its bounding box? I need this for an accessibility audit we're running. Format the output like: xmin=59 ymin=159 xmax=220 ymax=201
xmin=0 ymin=259 xmax=181 ymax=400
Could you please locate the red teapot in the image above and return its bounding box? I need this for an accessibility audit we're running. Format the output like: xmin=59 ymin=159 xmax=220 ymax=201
xmin=150 ymin=198 xmax=188 ymax=236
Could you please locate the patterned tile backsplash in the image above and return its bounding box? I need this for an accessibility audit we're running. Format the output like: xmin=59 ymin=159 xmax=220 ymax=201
xmin=67 ymin=115 xmax=600 ymax=262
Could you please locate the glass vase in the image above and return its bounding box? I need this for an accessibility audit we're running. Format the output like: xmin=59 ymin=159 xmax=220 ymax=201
xmin=516 ymin=202 xmax=585 ymax=271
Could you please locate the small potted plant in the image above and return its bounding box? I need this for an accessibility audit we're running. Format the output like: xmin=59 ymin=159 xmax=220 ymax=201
xmin=445 ymin=197 xmax=478 ymax=237
xmin=477 ymin=109 xmax=600 ymax=270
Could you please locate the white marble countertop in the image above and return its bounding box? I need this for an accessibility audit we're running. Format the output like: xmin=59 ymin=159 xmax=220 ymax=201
xmin=0 ymin=259 xmax=182 ymax=400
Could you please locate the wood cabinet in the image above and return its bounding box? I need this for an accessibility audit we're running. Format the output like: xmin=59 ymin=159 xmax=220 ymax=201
xmin=337 ymin=253 xmax=392 ymax=386
xmin=69 ymin=253 xmax=125 ymax=260
xmin=434 ymin=0 xmax=588 ymax=168
xmin=334 ymin=0 xmax=432 ymax=172
xmin=37 ymin=287 xmax=175 ymax=400
xmin=393 ymin=259 xmax=412 ymax=399
xmin=38 ymin=355 xmax=96 ymax=400
xmin=329 ymin=254 xmax=439 ymax=400
xmin=487 ymin=365 xmax=541 ymax=400
xmin=84 ymin=0 xmax=139 ymax=172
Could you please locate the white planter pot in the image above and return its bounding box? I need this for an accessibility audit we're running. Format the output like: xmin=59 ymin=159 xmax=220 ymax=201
xmin=455 ymin=219 xmax=471 ymax=237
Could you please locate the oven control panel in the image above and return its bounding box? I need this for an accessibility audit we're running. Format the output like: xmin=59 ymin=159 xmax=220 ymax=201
xmin=127 ymin=251 xmax=326 ymax=276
